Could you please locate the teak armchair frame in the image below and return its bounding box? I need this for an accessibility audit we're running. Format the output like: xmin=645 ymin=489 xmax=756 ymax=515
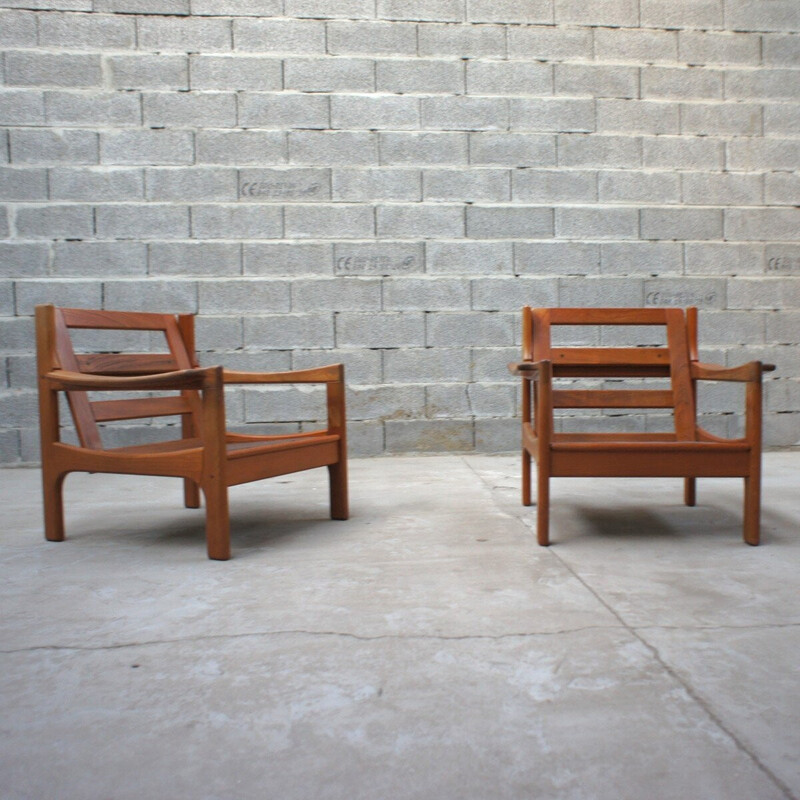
xmin=509 ymin=307 xmax=774 ymax=547
xmin=36 ymin=305 xmax=348 ymax=560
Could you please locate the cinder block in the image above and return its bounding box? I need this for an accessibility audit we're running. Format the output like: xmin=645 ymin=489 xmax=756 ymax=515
xmin=679 ymin=31 xmax=760 ymax=64
xmin=641 ymin=67 xmax=723 ymax=99
xmin=377 ymin=204 xmax=464 ymax=238
xmin=95 ymin=0 xmax=188 ymax=12
xmin=467 ymin=383 xmax=516 ymax=417
xmin=0 ymin=430 xmax=20 ymax=463
xmin=0 ymin=280 xmax=14 ymax=316
xmin=426 ymin=384 xmax=470 ymax=417
xmin=558 ymin=277 xmax=644 ymax=307
xmin=641 ymin=207 xmax=723 ymax=241
xmin=194 ymin=0 xmax=280 ymax=14
xmin=466 ymin=206 xmax=553 ymax=239
xmin=426 ymin=311 xmax=514 ymax=346
xmin=45 ymin=91 xmax=141 ymax=126
xmin=601 ymin=241 xmax=683 ymax=274
xmin=385 ymin=418 xmax=473 ymax=452
xmin=680 ymin=102 xmax=762 ymax=136
xmin=51 ymin=167 xmax=144 ymax=201
xmin=726 ymin=0 xmax=800 ymax=32
xmin=556 ymin=207 xmax=639 ymax=239
xmin=558 ymin=134 xmax=641 ymax=169
xmin=39 ymin=11 xmax=135 ymax=48
xmin=555 ymin=0 xmax=638 ymax=26
xmin=644 ymin=277 xmax=725 ymax=309
xmin=234 ymin=18 xmax=324 ymax=53
xmin=594 ymin=28 xmax=678 ymax=62
xmin=139 ymin=15 xmax=231 ymax=50
xmin=383 ymin=277 xmax=471 ymax=310
xmin=727 ymin=278 xmax=800 ymax=310
xmin=103 ymin=279 xmax=197 ymax=312
xmin=422 ymin=96 xmax=508 ymax=131
xmin=190 ymin=55 xmax=282 ymax=91
xmin=289 ymin=131 xmax=378 ymax=165
xmin=285 ymin=58 xmax=374 ymax=92
xmin=513 ymin=169 xmax=596 ymax=203
xmin=53 ymin=241 xmax=147 ymax=276
xmin=10 ymin=130 xmax=97 ymax=165
xmin=508 ymin=25 xmax=591 ymax=61
xmin=763 ymin=34 xmax=800 ymax=66
xmin=328 ymin=21 xmax=417 ymax=55
xmin=101 ymin=130 xmax=193 ymax=166
xmin=245 ymin=243 xmax=333 ymax=275
xmin=380 ymin=132 xmax=468 ymax=165
xmin=515 ymin=241 xmax=600 ymax=275
xmin=0 ymin=318 xmax=33 ymax=352
xmin=291 ymin=277 xmax=382 ymax=311
xmin=425 ymin=241 xmax=513 ymax=275
xmin=596 ymin=99 xmax=679 ymax=135
xmin=685 ymin=243 xmax=764 ymax=275
xmin=108 ymin=55 xmax=188 ymax=90
xmin=331 ymin=95 xmax=419 ymax=130
xmin=15 ymin=205 xmax=93 ymax=239
xmin=725 ymin=209 xmax=800 ymax=242
xmin=146 ymin=167 xmax=237 ymax=202
xmin=332 ymin=168 xmax=421 ymax=201
xmin=726 ymin=139 xmax=800 ymax=172
xmin=419 ymin=22 xmax=505 ymax=57
xmin=285 ymin=204 xmax=374 ymax=238
xmin=334 ymin=242 xmax=424 ymax=275
xmin=555 ymin=64 xmax=639 ymax=99
xmin=0 ymin=90 xmax=45 ymax=126
xmin=143 ymin=92 xmax=236 ymax=128
xmin=643 ymin=137 xmax=723 ymax=170
xmin=697 ymin=309 xmax=764 ymax=345
xmin=335 ymin=312 xmax=424 ymax=347
xmin=239 ymin=168 xmax=330 ymax=202
xmin=475 ymin=417 xmax=517 ymax=453
xmin=378 ymin=0 xmax=463 ymax=21
xmin=5 ymin=52 xmax=102 ymax=88
xmin=199 ymin=279 xmax=290 ymax=313
xmin=471 ymin=346 xmax=519 ymax=381
xmin=346 ymin=421 xmax=384 ymax=457
xmin=286 ymin=0 xmax=373 ymax=18
xmin=423 ymin=168 xmax=509 ymax=202
xmin=0 ymin=210 xmax=8 ymax=239
xmin=149 ymin=242 xmax=241 ymax=276
xmin=239 ymin=93 xmax=329 ymax=129
xmin=467 ymin=62 xmax=552 ymax=97
xmin=766 ymin=311 xmax=800 ymax=343
xmin=766 ymin=174 xmax=800 ymax=206
xmin=470 ymin=133 xmax=555 ymax=166
xmin=0 ymin=167 xmax=47 ymax=201
xmin=764 ymin=104 xmax=800 ymax=136
xmin=468 ymin=0 xmax=552 ymax=24
xmin=0 ymin=391 xmax=39 ymax=430
xmin=0 ymin=10 xmax=37 ymax=46
xmin=384 ymin=347 xmax=472 ymax=383
xmin=598 ymin=170 xmax=680 ymax=203
xmin=195 ymin=316 xmax=245 ymax=352
xmin=192 ymin=205 xmax=282 ymax=239
xmin=15 ymin=279 xmax=101 ymax=315
xmin=0 ymin=243 xmax=48 ymax=277
xmin=347 ymin=384 xmax=425 ymax=422
xmin=196 ymin=131 xmax=286 ymax=165
xmin=510 ymin=98 xmax=594 ymax=133
xmin=0 ymin=133 xmax=6 ymax=165
xmin=639 ymin=0 xmax=724 ymax=30
xmin=292 ymin=348 xmax=382 ymax=384
xmin=471 ymin=277 xmax=557 ymax=310
xmin=376 ymin=59 xmax=463 ymax=94
xmin=96 ymin=204 xmax=190 ymax=239
xmin=681 ymin=173 xmax=762 ymax=206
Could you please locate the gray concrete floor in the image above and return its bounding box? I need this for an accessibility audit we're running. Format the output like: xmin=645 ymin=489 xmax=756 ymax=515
xmin=1 ymin=452 xmax=799 ymax=800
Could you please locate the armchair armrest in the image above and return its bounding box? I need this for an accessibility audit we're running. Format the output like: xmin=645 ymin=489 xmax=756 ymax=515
xmin=43 ymin=367 xmax=212 ymax=392
xmin=508 ymin=360 xmax=548 ymax=378
xmin=691 ymin=361 xmax=775 ymax=383
xmin=223 ymin=364 xmax=344 ymax=384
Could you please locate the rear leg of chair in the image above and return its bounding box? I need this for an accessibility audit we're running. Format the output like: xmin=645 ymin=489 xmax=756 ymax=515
xmin=684 ymin=477 xmax=696 ymax=507
xmin=743 ymin=474 xmax=760 ymax=546
xmin=536 ymin=465 xmax=550 ymax=547
xmin=202 ymin=478 xmax=230 ymax=560
xmin=183 ymin=478 xmax=201 ymax=509
xmin=328 ymin=461 xmax=349 ymax=520
xmin=522 ymin=449 xmax=532 ymax=507
xmin=42 ymin=468 xmax=66 ymax=542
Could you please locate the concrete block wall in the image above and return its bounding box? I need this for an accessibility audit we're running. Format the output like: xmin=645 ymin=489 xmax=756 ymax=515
xmin=1 ymin=0 xmax=799 ymax=461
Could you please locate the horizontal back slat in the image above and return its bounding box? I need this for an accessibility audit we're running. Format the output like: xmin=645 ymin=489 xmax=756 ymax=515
xmin=60 ymin=308 xmax=174 ymax=331
xmin=551 ymin=347 xmax=670 ymax=366
xmin=76 ymin=353 xmax=179 ymax=375
xmin=553 ymin=390 xmax=674 ymax=409
xmin=546 ymin=308 xmax=670 ymax=326
xmin=552 ymin=365 xmax=671 ymax=378
xmin=91 ymin=396 xmax=192 ymax=422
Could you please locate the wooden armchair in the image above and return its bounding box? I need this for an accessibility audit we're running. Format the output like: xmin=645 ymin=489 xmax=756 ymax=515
xmin=36 ymin=305 xmax=348 ymax=560
xmin=509 ymin=307 xmax=774 ymax=547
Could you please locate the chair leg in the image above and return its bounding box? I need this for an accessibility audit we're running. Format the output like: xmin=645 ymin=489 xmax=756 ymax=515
xmin=328 ymin=461 xmax=349 ymax=520
xmin=743 ymin=475 xmax=760 ymax=546
xmin=522 ymin=449 xmax=532 ymax=507
xmin=536 ymin=464 xmax=550 ymax=547
xmin=42 ymin=468 xmax=66 ymax=542
xmin=684 ymin=477 xmax=696 ymax=507
xmin=183 ymin=478 xmax=201 ymax=509
xmin=202 ymin=478 xmax=231 ymax=560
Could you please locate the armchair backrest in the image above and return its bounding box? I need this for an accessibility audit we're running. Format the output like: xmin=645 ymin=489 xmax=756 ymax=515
xmin=35 ymin=305 xmax=200 ymax=450
xmin=524 ymin=307 xmax=699 ymax=440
